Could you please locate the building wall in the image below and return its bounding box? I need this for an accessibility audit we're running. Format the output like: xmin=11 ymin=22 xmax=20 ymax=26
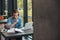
xmin=33 ymin=0 xmax=60 ymax=40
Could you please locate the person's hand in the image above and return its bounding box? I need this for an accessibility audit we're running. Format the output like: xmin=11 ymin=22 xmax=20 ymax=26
xmin=14 ymin=19 xmax=18 ymax=24
xmin=10 ymin=19 xmax=18 ymax=28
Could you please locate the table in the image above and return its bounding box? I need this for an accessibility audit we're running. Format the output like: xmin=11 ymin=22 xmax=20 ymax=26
xmin=1 ymin=29 xmax=33 ymax=40
xmin=0 ymin=19 xmax=7 ymax=24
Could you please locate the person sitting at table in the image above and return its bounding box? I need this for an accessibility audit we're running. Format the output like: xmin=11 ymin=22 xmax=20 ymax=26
xmin=6 ymin=9 xmax=22 ymax=29
xmin=6 ymin=9 xmax=22 ymax=40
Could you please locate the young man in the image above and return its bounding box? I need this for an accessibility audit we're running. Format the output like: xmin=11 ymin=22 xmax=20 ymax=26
xmin=6 ymin=10 xmax=22 ymax=40
xmin=6 ymin=10 xmax=22 ymax=28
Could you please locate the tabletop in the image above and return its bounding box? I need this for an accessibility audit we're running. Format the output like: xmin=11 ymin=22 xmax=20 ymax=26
xmin=1 ymin=29 xmax=33 ymax=38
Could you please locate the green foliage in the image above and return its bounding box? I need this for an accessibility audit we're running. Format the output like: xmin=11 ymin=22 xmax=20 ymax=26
xmin=17 ymin=0 xmax=23 ymax=8
xmin=17 ymin=0 xmax=32 ymax=9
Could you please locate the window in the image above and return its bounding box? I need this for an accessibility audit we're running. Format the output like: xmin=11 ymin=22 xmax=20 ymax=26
xmin=0 ymin=0 xmax=8 ymax=19
xmin=17 ymin=0 xmax=32 ymax=26
xmin=17 ymin=0 xmax=24 ymax=26
xmin=28 ymin=0 xmax=32 ymax=22
xmin=4 ymin=0 xmax=8 ymax=19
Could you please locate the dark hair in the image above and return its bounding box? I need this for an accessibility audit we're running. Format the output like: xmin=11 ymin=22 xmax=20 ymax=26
xmin=12 ymin=9 xmax=19 ymax=16
xmin=12 ymin=9 xmax=19 ymax=13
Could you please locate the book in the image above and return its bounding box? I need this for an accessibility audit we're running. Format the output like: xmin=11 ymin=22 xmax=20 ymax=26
xmin=7 ymin=28 xmax=24 ymax=33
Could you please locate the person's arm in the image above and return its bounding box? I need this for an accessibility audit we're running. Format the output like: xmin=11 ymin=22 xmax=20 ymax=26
xmin=6 ymin=18 xmax=18 ymax=28
xmin=9 ymin=21 xmax=17 ymax=28
xmin=17 ymin=18 xmax=23 ymax=28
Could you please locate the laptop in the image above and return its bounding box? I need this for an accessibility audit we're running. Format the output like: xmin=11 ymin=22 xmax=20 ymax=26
xmin=24 ymin=22 xmax=33 ymax=30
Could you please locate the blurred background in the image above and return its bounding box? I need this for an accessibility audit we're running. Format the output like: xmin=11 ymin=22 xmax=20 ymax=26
xmin=0 ymin=0 xmax=33 ymax=40
xmin=0 ymin=0 xmax=32 ymax=26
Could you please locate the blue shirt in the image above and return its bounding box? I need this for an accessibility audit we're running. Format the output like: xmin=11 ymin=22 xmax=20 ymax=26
xmin=6 ymin=17 xmax=22 ymax=28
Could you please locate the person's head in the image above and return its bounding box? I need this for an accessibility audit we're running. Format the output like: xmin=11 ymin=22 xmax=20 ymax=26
xmin=12 ymin=9 xmax=19 ymax=19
